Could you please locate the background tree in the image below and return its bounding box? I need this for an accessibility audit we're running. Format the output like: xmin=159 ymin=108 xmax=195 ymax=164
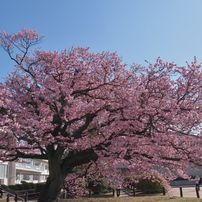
xmin=1 ymin=29 xmax=202 ymax=202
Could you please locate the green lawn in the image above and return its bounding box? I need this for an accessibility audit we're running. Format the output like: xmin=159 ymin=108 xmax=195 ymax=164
xmin=60 ymin=196 xmax=202 ymax=202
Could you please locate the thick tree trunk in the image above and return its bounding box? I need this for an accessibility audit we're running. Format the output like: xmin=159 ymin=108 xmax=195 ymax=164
xmin=37 ymin=155 xmax=67 ymax=202
xmin=37 ymin=146 xmax=97 ymax=202
xmin=38 ymin=175 xmax=65 ymax=202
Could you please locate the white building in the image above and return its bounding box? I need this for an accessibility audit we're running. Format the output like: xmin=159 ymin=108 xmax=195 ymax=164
xmin=0 ymin=159 xmax=49 ymax=185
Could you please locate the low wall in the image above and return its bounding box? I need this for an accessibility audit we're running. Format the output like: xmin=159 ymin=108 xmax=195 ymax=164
xmin=169 ymin=180 xmax=196 ymax=186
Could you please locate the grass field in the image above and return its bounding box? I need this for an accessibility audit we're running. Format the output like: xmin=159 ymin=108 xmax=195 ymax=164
xmin=59 ymin=196 xmax=202 ymax=202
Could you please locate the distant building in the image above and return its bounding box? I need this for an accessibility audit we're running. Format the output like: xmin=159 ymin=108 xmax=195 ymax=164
xmin=116 ymin=162 xmax=202 ymax=179
xmin=0 ymin=158 xmax=49 ymax=185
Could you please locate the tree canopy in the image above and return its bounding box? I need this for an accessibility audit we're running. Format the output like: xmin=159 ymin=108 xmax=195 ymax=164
xmin=1 ymin=29 xmax=202 ymax=202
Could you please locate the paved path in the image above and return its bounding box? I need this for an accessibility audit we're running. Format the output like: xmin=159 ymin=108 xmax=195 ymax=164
xmin=118 ymin=186 xmax=202 ymax=198
xmin=119 ymin=189 xmax=131 ymax=197
xmin=2 ymin=187 xmax=200 ymax=201
xmin=170 ymin=186 xmax=201 ymax=198
xmin=24 ymin=188 xmax=202 ymax=201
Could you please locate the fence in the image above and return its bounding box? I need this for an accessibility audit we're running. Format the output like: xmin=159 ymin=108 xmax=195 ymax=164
xmin=4 ymin=190 xmax=39 ymax=202
xmin=176 ymin=186 xmax=200 ymax=199
xmin=6 ymin=192 xmax=27 ymax=202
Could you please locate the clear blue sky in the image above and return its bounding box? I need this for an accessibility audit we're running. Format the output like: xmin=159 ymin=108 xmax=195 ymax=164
xmin=1 ymin=0 xmax=202 ymax=81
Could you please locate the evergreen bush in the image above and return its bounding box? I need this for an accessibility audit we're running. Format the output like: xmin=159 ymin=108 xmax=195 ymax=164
xmin=5 ymin=182 xmax=41 ymax=191
xmin=16 ymin=184 xmax=24 ymax=190
xmin=8 ymin=185 xmax=18 ymax=191
xmin=1 ymin=185 xmax=8 ymax=190
xmin=21 ymin=181 xmax=36 ymax=189
xmin=35 ymin=183 xmax=45 ymax=193
xmin=30 ymin=183 xmax=36 ymax=189
xmin=88 ymin=178 xmax=111 ymax=194
xmin=23 ymin=183 xmax=31 ymax=190
xmin=124 ymin=174 xmax=168 ymax=194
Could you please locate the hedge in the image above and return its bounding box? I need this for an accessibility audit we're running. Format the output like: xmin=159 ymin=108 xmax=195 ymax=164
xmin=35 ymin=183 xmax=45 ymax=193
xmin=2 ymin=182 xmax=44 ymax=192
xmin=124 ymin=174 xmax=168 ymax=194
xmin=88 ymin=178 xmax=112 ymax=194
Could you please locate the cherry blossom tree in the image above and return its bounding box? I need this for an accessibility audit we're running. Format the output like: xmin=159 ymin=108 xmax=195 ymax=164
xmin=1 ymin=29 xmax=202 ymax=202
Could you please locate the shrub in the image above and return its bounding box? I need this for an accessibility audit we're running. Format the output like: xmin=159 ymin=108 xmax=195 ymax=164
xmin=23 ymin=183 xmax=31 ymax=190
xmin=20 ymin=181 xmax=36 ymax=189
xmin=3 ymin=182 xmax=38 ymax=191
xmin=1 ymin=185 xmax=8 ymax=190
xmin=173 ymin=177 xmax=188 ymax=181
xmin=124 ymin=174 xmax=168 ymax=194
xmin=16 ymin=184 xmax=24 ymax=190
xmin=88 ymin=178 xmax=111 ymax=194
xmin=29 ymin=183 xmax=36 ymax=189
xmin=8 ymin=185 xmax=18 ymax=191
xmin=135 ymin=177 xmax=163 ymax=193
xmin=35 ymin=183 xmax=45 ymax=193
xmin=108 ymin=186 xmax=113 ymax=192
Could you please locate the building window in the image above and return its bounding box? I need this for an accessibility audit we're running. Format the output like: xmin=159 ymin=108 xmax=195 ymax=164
xmin=16 ymin=173 xmax=20 ymax=180
xmin=23 ymin=159 xmax=32 ymax=164
xmin=40 ymin=175 xmax=44 ymax=181
xmin=33 ymin=161 xmax=40 ymax=166
xmin=23 ymin=174 xmax=30 ymax=181
xmin=45 ymin=164 xmax=48 ymax=170
xmin=33 ymin=175 xmax=39 ymax=181
xmin=0 ymin=164 xmax=7 ymax=178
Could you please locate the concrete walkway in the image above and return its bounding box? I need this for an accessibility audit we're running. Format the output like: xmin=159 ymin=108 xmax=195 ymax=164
xmin=118 ymin=189 xmax=131 ymax=197
xmin=2 ymin=187 xmax=199 ymax=201
xmin=118 ymin=186 xmax=202 ymax=198
xmin=170 ymin=186 xmax=201 ymax=198
xmin=22 ymin=188 xmax=202 ymax=201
